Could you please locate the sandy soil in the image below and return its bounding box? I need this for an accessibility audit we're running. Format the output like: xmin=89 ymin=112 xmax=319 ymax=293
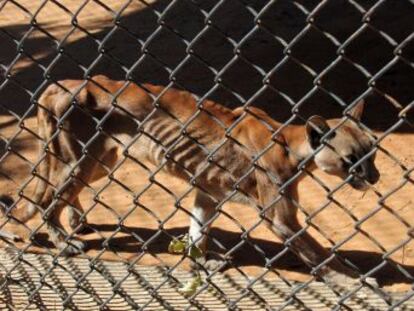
xmin=1 ymin=113 xmax=413 ymax=292
xmin=0 ymin=0 xmax=413 ymax=292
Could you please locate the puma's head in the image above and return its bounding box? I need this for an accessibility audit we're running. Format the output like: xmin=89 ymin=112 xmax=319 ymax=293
xmin=305 ymin=100 xmax=380 ymax=190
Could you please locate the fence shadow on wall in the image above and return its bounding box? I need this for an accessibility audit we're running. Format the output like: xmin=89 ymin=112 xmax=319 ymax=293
xmin=0 ymin=0 xmax=413 ymax=132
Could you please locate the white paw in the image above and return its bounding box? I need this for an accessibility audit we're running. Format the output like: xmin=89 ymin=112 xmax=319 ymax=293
xmin=323 ymin=270 xmax=378 ymax=291
xmin=204 ymin=258 xmax=226 ymax=271
xmin=323 ymin=270 xmax=358 ymax=288
xmin=193 ymin=255 xmax=227 ymax=271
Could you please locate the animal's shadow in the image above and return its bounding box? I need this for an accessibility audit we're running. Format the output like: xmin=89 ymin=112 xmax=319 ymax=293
xmin=34 ymin=223 xmax=414 ymax=288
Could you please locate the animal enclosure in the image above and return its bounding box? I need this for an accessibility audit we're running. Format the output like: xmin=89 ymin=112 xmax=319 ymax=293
xmin=0 ymin=0 xmax=414 ymax=310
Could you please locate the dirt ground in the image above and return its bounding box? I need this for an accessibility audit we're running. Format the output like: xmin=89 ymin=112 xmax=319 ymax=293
xmin=0 ymin=0 xmax=413 ymax=292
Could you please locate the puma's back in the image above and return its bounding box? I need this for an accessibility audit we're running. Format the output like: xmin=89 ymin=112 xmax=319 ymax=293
xmin=39 ymin=75 xmax=259 ymax=201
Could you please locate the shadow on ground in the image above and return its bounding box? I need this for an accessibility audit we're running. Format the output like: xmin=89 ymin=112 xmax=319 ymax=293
xmin=0 ymin=0 xmax=413 ymax=131
xmin=33 ymin=223 xmax=414 ymax=287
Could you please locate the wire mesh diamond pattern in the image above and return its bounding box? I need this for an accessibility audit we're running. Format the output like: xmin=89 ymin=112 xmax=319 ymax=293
xmin=0 ymin=0 xmax=413 ymax=310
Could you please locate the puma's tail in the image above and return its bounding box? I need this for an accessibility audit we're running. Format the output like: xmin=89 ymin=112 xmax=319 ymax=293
xmin=0 ymin=87 xmax=56 ymax=224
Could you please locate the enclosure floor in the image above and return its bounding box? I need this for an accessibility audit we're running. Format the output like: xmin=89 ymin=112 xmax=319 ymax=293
xmin=0 ymin=248 xmax=412 ymax=311
xmin=1 ymin=116 xmax=414 ymax=292
xmin=1 ymin=0 xmax=414 ymax=309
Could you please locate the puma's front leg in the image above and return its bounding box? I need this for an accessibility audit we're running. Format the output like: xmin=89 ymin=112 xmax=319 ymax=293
xmin=262 ymin=182 xmax=362 ymax=287
xmin=68 ymin=197 xmax=88 ymax=233
xmin=270 ymin=209 xmax=359 ymax=283
xmin=46 ymin=200 xmax=86 ymax=256
xmin=188 ymin=190 xmax=224 ymax=270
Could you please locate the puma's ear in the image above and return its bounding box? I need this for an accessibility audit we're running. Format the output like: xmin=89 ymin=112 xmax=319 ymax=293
xmin=306 ymin=115 xmax=331 ymax=149
xmin=348 ymin=99 xmax=365 ymax=120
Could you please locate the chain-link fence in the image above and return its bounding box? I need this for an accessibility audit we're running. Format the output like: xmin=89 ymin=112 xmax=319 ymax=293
xmin=0 ymin=0 xmax=414 ymax=310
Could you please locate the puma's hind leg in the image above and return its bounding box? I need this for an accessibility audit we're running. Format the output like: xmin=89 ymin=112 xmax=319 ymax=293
xmin=44 ymin=145 xmax=106 ymax=255
xmin=67 ymin=148 xmax=118 ymax=235
xmin=44 ymin=165 xmax=91 ymax=256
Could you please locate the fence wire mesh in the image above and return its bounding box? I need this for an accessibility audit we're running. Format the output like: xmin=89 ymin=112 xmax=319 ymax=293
xmin=0 ymin=0 xmax=414 ymax=310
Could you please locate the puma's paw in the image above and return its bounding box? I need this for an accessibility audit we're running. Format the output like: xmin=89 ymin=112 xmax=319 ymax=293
xmin=203 ymin=258 xmax=226 ymax=271
xmin=322 ymin=270 xmax=378 ymax=290
xmin=192 ymin=253 xmax=228 ymax=271
xmin=57 ymin=238 xmax=86 ymax=256
xmin=323 ymin=270 xmax=358 ymax=287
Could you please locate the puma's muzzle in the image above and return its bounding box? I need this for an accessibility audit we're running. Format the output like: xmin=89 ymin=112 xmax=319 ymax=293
xmin=348 ymin=159 xmax=380 ymax=190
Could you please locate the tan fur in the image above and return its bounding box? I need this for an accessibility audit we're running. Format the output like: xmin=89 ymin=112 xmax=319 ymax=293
xmin=5 ymin=75 xmax=380 ymax=284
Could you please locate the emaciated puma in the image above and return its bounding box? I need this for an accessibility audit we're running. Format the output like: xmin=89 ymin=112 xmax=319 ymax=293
xmin=2 ymin=75 xmax=380 ymax=285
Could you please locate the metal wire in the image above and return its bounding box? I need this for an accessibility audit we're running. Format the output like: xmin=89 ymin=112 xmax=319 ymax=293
xmin=0 ymin=0 xmax=413 ymax=310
